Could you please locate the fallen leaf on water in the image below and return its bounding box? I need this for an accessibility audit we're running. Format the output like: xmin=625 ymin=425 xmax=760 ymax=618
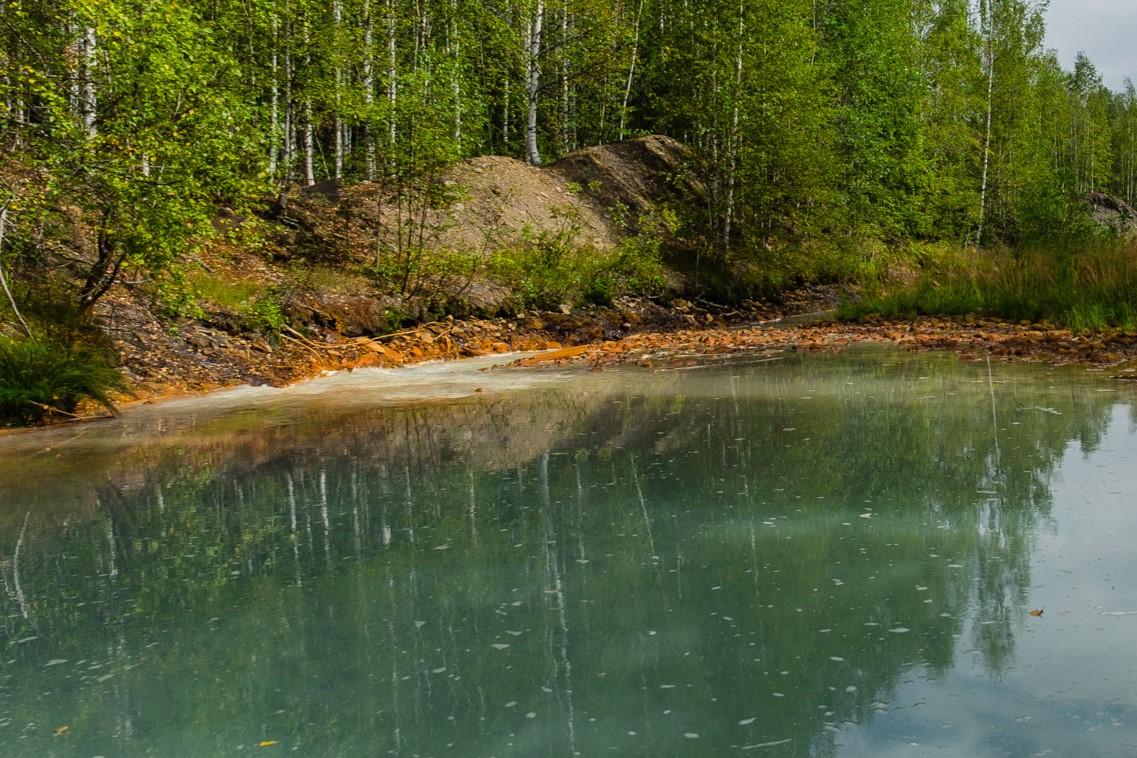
xmin=1028 ymin=608 xmax=1044 ymax=617
xmin=53 ymin=725 xmax=70 ymax=736
xmin=258 ymin=740 xmax=279 ymax=747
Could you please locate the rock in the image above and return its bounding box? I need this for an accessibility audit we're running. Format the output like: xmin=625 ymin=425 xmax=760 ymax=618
xmin=353 ymin=353 xmax=382 ymax=369
xmin=1087 ymin=192 xmax=1137 ymax=238
xmin=360 ymin=341 xmax=403 ymax=364
xmin=295 ymin=292 xmax=393 ymax=336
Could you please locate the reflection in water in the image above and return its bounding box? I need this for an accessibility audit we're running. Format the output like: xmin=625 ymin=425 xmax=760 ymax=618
xmin=0 ymin=347 xmax=1133 ymax=755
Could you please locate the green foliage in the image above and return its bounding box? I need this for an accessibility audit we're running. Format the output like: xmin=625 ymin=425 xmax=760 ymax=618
xmin=2 ymin=0 xmax=1137 ymax=319
xmin=490 ymin=211 xmax=668 ymax=310
xmin=842 ymin=242 xmax=1137 ymax=331
xmin=180 ymin=272 xmax=287 ymax=335
xmin=0 ymin=336 xmax=125 ymax=423
xmin=242 ymin=291 xmax=287 ymax=334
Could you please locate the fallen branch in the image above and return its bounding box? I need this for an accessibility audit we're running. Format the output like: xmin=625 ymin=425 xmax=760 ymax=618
xmin=368 ymin=322 xmax=449 ymax=342
xmin=282 ymin=325 xmax=347 ymax=352
xmin=280 ymin=332 xmax=326 ymax=360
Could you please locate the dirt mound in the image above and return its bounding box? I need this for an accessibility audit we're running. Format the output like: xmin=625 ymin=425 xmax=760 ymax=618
xmin=275 ymin=135 xmax=698 ymax=265
xmin=442 ymin=135 xmax=698 ymax=248
xmin=551 ymin=135 xmax=702 ymax=225
xmin=439 ymin=155 xmax=616 ymax=252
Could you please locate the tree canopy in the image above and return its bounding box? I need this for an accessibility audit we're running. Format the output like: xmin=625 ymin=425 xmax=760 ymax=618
xmin=1 ymin=0 xmax=1134 ymax=308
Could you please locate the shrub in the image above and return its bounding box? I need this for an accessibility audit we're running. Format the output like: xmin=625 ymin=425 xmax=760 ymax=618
xmin=490 ymin=208 xmax=670 ymax=310
xmin=0 ymin=336 xmax=125 ymax=423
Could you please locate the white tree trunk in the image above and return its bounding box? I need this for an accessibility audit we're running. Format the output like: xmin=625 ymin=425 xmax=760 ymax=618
xmin=304 ymin=98 xmax=315 ymax=185
xmin=449 ymin=1 xmax=462 ymax=146
xmin=559 ymin=0 xmax=569 ymax=153
xmin=283 ymin=21 xmax=294 ymax=184
xmin=80 ymin=26 xmax=97 ymax=138
xmin=525 ymin=0 xmax=545 ymax=166
xmin=269 ymin=15 xmax=280 ymax=178
xmin=977 ymin=37 xmax=994 ymax=247
xmin=387 ymin=0 xmax=398 ymax=150
xmin=619 ymin=0 xmax=645 ymax=140
xmin=723 ymin=0 xmax=744 ymax=250
xmin=333 ymin=0 xmax=344 ymax=180
xmin=503 ymin=76 xmax=511 ymax=145
xmin=363 ymin=0 xmax=377 ymax=180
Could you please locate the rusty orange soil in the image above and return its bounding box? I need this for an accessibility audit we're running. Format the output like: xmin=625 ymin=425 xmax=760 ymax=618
xmin=115 ymin=315 xmax=1137 ymax=419
xmin=501 ymin=316 xmax=1137 ymax=378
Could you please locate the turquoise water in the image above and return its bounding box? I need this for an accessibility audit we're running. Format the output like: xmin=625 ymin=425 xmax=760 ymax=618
xmin=2 ymin=347 xmax=1137 ymax=756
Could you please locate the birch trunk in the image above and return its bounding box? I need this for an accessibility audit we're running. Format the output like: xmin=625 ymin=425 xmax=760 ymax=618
xmin=283 ymin=12 xmax=294 ymax=184
xmin=559 ymin=0 xmax=570 ymax=153
xmin=269 ymin=15 xmax=280 ymax=179
xmin=449 ymin=0 xmax=462 ymax=146
xmin=503 ymin=77 xmax=511 ymax=145
xmin=333 ymin=0 xmax=344 ymax=179
xmin=303 ymin=20 xmax=315 ymax=186
xmin=977 ymin=32 xmax=994 ymax=247
xmin=388 ymin=0 xmax=398 ymax=151
xmin=525 ymin=0 xmax=545 ymax=166
xmin=619 ymin=0 xmax=645 ymax=140
xmin=304 ymin=97 xmax=315 ymax=185
xmin=80 ymin=26 xmax=97 ymax=138
xmin=722 ymin=0 xmax=744 ymax=251
xmin=363 ymin=0 xmax=377 ymax=180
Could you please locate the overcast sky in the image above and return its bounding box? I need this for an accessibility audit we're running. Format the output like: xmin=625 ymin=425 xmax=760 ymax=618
xmin=1045 ymin=0 xmax=1137 ymax=90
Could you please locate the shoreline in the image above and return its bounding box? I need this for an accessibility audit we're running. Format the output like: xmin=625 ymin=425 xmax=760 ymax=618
xmin=128 ymin=314 xmax=1137 ymax=409
xmin=10 ymin=308 xmax=1137 ymax=433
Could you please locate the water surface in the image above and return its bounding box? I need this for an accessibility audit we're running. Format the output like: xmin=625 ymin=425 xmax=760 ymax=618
xmin=2 ymin=347 xmax=1137 ymax=756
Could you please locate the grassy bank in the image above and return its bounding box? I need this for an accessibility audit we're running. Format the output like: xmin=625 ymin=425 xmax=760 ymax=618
xmin=840 ymin=241 xmax=1137 ymax=331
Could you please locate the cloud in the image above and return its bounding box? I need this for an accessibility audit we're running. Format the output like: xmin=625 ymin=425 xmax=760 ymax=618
xmin=1046 ymin=0 xmax=1137 ymax=90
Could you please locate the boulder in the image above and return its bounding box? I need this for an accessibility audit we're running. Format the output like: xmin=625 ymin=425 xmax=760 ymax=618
xmin=1087 ymin=192 xmax=1137 ymax=238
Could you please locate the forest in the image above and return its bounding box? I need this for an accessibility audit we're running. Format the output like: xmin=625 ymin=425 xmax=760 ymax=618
xmin=3 ymin=0 xmax=1137 ymax=418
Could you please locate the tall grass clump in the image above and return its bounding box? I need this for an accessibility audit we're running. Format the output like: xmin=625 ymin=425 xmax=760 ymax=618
xmin=0 ymin=336 xmax=125 ymax=423
xmin=840 ymin=241 xmax=1137 ymax=330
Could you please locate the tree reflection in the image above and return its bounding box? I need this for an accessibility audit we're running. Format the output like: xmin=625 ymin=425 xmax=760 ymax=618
xmin=0 ymin=349 xmax=1124 ymax=755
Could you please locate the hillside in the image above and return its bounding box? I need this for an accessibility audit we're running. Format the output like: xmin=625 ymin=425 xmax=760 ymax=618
xmin=89 ymin=135 xmax=737 ymax=402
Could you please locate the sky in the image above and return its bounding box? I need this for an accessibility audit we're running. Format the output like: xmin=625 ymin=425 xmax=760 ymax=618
xmin=1045 ymin=0 xmax=1137 ymax=91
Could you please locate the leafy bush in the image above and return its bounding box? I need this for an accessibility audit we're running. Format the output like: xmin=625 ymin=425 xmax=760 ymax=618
xmin=243 ymin=292 xmax=286 ymax=333
xmin=0 ymin=336 xmax=125 ymax=423
xmin=490 ymin=208 xmax=670 ymax=310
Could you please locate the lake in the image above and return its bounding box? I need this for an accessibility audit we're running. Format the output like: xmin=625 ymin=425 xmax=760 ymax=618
xmin=2 ymin=346 xmax=1137 ymax=756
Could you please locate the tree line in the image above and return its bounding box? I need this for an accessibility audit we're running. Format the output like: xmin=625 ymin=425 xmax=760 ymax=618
xmin=1 ymin=0 xmax=1137 ymax=311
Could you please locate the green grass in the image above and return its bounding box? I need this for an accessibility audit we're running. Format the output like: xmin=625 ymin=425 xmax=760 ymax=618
xmin=488 ymin=226 xmax=667 ymax=310
xmin=839 ymin=242 xmax=1137 ymax=331
xmin=186 ymin=271 xmax=265 ymax=311
xmin=0 ymin=336 xmax=125 ymax=423
xmin=183 ymin=271 xmax=286 ymax=334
